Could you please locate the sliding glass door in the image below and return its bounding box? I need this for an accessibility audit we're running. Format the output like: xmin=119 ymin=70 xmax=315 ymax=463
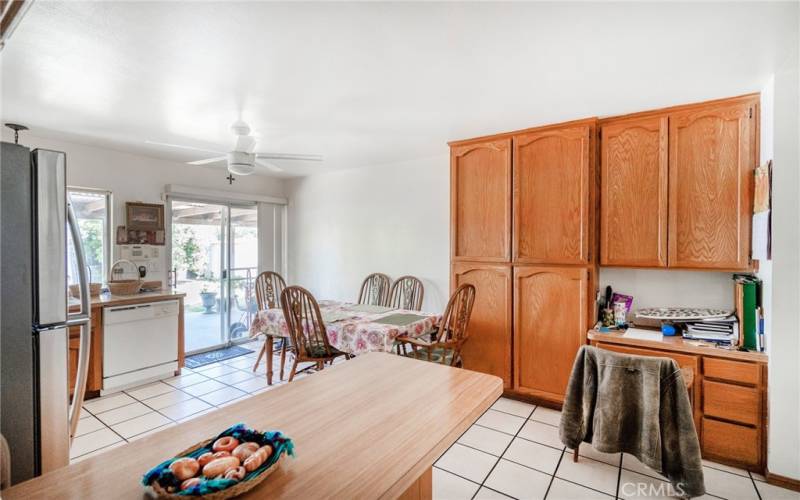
xmin=170 ymin=199 xmax=258 ymax=354
xmin=227 ymin=206 xmax=259 ymax=342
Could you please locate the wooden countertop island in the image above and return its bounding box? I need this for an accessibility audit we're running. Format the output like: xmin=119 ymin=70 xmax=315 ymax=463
xmin=4 ymin=353 xmax=503 ymax=499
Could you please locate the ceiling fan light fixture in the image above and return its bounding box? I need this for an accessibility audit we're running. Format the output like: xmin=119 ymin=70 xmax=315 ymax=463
xmin=227 ymin=151 xmax=255 ymax=175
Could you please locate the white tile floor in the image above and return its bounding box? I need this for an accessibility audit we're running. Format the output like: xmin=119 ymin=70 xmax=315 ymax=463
xmin=72 ymin=347 xmax=798 ymax=500
xmin=71 ymin=339 xmax=312 ymax=462
xmin=434 ymin=398 xmax=799 ymax=500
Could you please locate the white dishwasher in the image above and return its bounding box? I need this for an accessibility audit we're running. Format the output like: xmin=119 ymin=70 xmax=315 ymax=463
xmin=103 ymin=300 xmax=179 ymax=393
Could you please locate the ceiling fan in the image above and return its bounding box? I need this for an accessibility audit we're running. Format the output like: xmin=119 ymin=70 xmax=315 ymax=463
xmin=146 ymin=121 xmax=322 ymax=175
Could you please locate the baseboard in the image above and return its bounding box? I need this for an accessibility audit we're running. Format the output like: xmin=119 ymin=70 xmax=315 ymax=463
xmin=765 ymin=470 xmax=800 ymax=492
xmin=502 ymin=389 xmax=564 ymax=410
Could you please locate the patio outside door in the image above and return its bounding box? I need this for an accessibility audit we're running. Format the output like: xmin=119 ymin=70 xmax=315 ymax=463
xmin=170 ymin=199 xmax=259 ymax=354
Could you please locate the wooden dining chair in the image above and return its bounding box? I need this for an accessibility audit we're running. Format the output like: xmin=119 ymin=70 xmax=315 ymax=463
xmin=397 ymin=284 xmax=476 ymax=366
xmin=388 ymin=275 xmax=424 ymax=311
xmin=357 ymin=273 xmax=391 ymax=307
xmin=280 ymin=286 xmax=351 ymax=381
xmin=252 ymin=271 xmax=292 ymax=379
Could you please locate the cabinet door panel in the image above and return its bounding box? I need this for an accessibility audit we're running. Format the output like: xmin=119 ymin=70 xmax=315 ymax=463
xmin=451 ymin=140 xmax=512 ymax=262
xmin=600 ymin=116 xmax=668 ymax=266
xmin=514 ymin=266 xmax=587 ymax=401
xmin=452 ymin=263 xmax=512 ymax=388
xmin=513 ymin=126 xmax=591 ymax=264
xmin=669 ymin=102 xmax=754 ymax=269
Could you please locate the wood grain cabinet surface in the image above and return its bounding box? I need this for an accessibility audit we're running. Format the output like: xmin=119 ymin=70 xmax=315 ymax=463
xmin=513 ymin=125 xmax=592 ymax=265
xmin=600 ymin=116 xmax=668 ymax=267
xmin=68 ymin=307 xmax=102 ymax=397
xmin=450 ymin=139 xmax=512 ymax=262
xmin=452 ymin=262 xmax=512 ymax=388
xmin=668 ymin=100 xmax=755 ymax=270
xmin=514 ymin=266 xmax=588 ymax=403
xmin=590 ymin=331 xmax=767 ymax=471
xmin=599 ymin=95 xmax=758 ymax=270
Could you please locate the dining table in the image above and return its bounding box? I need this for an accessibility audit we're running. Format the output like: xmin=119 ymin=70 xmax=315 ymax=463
xmin=3 ymin=353 xmax=503 ymax=500
xmin=248 ymin=300 xmax=442 ymax=385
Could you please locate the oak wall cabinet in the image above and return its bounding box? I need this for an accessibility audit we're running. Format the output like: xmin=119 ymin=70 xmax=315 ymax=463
xmin=600 ymin=116 xmax=669 ymax=267
xmin=450 ymin=139 xmax=512 ymax=262
xmin=513 ymin=125 xmax=593 ymax=265
xmin=514 ymin=266 xmax=588 ymax=402
xmin=450 ymin=119 xmax=598 ymax=405
xmin=449 ymin=94 xmax=759 ymax=408
xmin=451 ymin=262 xmax=512 ymax=389
xmin=600 ymin=95 xmax=758 ymax=270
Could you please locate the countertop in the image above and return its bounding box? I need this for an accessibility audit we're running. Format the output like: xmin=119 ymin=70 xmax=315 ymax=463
xmin=3 ymin=353 xmax=503 ymax=499
xmin=88 ymin=290 xmax=186 ymax=308
xmin=588 ymin=329 xmax=768 ymax=363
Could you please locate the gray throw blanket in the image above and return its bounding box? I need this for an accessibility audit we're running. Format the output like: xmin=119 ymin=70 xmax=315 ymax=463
xmin=559 ymin=345 xmax=705 ymax=498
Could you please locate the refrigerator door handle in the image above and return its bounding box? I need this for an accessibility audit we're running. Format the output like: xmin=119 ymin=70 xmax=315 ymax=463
xmin=66 ymin=202 xmax=91 ymax=442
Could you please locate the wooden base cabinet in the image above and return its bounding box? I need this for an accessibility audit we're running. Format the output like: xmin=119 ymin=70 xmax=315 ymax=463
xmin=591 ymin=334 xmax=767 ymax=472
xmin=68 ymin=305 xmax=102 ymax=398
xmin=513 ymin=266 xmax=588 ymax=403
xmin=452 ymin=262 xmax=512 ymax=388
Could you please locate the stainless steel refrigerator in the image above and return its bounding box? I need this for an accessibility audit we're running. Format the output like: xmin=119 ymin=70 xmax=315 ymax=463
xmin=1 ymin=142 xmax=92 ymax=484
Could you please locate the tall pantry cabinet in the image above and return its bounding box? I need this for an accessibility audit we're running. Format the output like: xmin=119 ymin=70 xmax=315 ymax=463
xmin=450 ymin=119 xmax=598 ymax=403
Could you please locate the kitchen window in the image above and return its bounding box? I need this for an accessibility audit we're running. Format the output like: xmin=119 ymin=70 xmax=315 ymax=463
xmin=68 ymin=188 xmax=112 ymax=284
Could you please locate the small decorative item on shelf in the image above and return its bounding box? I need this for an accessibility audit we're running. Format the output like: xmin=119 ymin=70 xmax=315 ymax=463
xmin=127 ymin=202 xmax=165 ymax=231
xmin=141 ymin=423 xmax=294 ymax=499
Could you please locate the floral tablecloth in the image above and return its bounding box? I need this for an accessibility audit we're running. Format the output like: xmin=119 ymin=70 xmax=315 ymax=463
xmin=248 ymin=300 xmax=441 ymax=355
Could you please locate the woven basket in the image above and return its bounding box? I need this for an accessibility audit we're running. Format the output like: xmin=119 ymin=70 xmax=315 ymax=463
xmin=145 ymin=439 xmax=285 ymax=499
xmin=108 ymin=279 xmax=142 ymax=296
xmin=69 ymin=283 xmax=102 ymax=298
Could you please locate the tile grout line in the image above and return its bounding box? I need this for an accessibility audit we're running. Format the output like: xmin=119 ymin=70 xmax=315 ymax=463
xmin=749 ymin=470 xmax=763 ymax=500
xmin=471 ymin=405 xmax=538 ymax=500
xmin=542 ymin=448 xmax=565 ymax=500
xmin=73 ymin=351 xmax=292 ymax=462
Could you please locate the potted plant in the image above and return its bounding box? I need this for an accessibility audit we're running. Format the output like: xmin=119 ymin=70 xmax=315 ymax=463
xmin=199 ymin=285 xmax=217 ymax=314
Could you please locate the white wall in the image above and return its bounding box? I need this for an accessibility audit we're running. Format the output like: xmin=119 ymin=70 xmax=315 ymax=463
xmin=2 ymin=132 xmax=286 ymax=283
xmin=766 ymin=35 xmax=800 ymax=479
xmin=598 ymin=269 xmax=735 ymax=311
xmin=285 ymin=155 xmax=450 ymax=312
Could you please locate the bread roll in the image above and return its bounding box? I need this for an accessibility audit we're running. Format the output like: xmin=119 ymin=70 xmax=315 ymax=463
xmin=169 ymin=457 xmax=200 ymax=481
xmin=202 ymin=456 xmax=241 ymax=478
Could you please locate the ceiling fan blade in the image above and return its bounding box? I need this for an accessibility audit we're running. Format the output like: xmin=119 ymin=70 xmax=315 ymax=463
xmin=256 ymin=160 xmax=283 ymax=173
xmin=188 ymin=156 xmax=227 ymax=165
xmin=235 ymin=135 xmax=256 ymax=153
xmin=145 ymin=140 xmax=224 ymax=155
xmin=256 ymin=152 xmax=323 ymax=162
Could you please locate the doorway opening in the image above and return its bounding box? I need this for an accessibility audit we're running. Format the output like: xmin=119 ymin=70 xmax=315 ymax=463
xmin=169 ymin=199 xmax=259 ymax=354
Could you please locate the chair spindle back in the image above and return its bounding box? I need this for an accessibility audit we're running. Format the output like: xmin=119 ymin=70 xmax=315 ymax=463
xmin=280 ymin=286 xmax=334 ymax=359
xmin=255 ymin=271 xmax=286 ymax=309
xmin=357 ymin=273 xmax=391 ymax=306
xmin=388 ymin=276 xmax=424 ymax=311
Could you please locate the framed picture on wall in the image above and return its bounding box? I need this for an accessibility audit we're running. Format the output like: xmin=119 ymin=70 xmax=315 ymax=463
xmin=126 ymin=202 xmax=164 ymax=230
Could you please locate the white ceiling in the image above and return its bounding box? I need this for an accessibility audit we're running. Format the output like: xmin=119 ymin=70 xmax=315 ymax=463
xmin=1 ymin=2 xmax=796 ymax=177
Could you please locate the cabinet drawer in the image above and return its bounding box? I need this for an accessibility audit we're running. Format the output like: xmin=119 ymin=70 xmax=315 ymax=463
xmin=702 ymin=418 xmax=760 ymax=468
xmin=595 ymin=343 xmax=699 ymax=371
xmin=703 ymin=357 xmax=761 ymax=386
xmin=703 ymin=380 xmax=759 ymax=426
